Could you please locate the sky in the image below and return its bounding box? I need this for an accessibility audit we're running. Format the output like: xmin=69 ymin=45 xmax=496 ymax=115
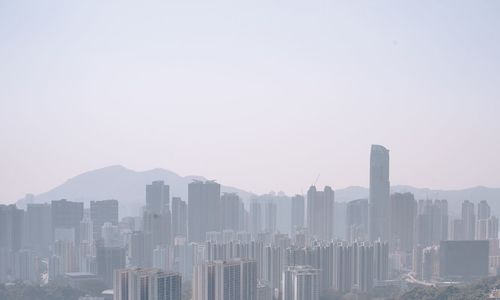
xmin=1 ymin=0 xmax=500 ymax=202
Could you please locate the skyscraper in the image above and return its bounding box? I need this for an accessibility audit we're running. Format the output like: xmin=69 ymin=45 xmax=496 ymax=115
xmin=51 ymin=199 xmax=84 ymax=243
xmin=221 ymin=193 xmax=242 ymax=232
xmin=451 ymin=218 xmax=464 ymax=241
xmin=193 ymin=259 xmax=257 ymax=300
xmin=264 ymin=200 xmax=277 ymax=233
xmin=24 ymin=203 xmax=51 ymax=255
xmin=53 ymin=240 xmax=77 ymax=273
xmin=462 ymin=200 xmax=476 ymax=240
xmin=96 ymin=241 xmax=126 ymax=288
xmin=144 ymin=181 xmax=172 ymax=248
xmin=488 ymin=216 xmax=499 ymax=239
xmin=477 ymin=200 xmax=491 ymax=220
xmin=0 ymin=204 xmax=24 ymax=252
xmin=171 ymin=197 xmax=187 ymax=238
xmin=346 ymin=199 xmax=368 ymax=242
xmin=90 ymin=199 xmax=119 ymax=241
xmin=291 ymin=195 xmax=305 ymax=233
xmin=373 ymin=240 xmax=389 ymax=282
xmin=146 ymin=180 xmax=171 ymax=213
xmin=114 ymin=268 xmax=182 ymax=300
xmin=476 ymin=200 xmax=493 ymax=240
xmin=282 ymin=266 xmax=320 ymax=300
xmin=188 ymin=180 xmax=221 ymax=242
xmin=390 ymin=193 xmax=416 ymax=252
xmin=144 ymin=210 xmax=171 ymax=248
xmin=416 ymin=200 xmax=449 ymax=246
xmin=369 ymin=144 xmax=390 ymax=242
xmin=307 ymin=186 xmax=335 ymax=241
xmin=129 ymin=231 xmax=153 ymax=268
xmin=250 ymin=201 xmax=262 ymax=236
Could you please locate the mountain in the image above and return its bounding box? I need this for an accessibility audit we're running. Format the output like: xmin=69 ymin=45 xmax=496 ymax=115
xmin=16 ymin=165 xmax=254 ymax=217
xmin=16 ymin=165 xmax=500 ymax=217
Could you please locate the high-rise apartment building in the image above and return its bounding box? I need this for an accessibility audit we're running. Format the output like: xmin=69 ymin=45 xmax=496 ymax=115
xmin=478 ymin=200 xmax=491 ymax=220
xmin=114 ymin=268 xmax=182 ymax=300
xmin=221 ymin=193 xmax=242 ymax=232
xmin=193 ymin=259 xmax=257 ymax=300
xmin=307 ymin=186 xmax=335 ymax=241
xmin=369 ymin=145 xmax=390 ymax=242
xmin=51 ymin=199 xmax=84 ymax=243
xmin=476 ymin=200 xmax=495 ymax=240
xmin=462 ymin=200 xmax=476 ymax=240
xmin=346 ymin=199 xmax=368 ymax=242
xmin=90 ymin=199 xmax=119 ymax=241
xmin=390 ymin=193 xmax=416 ymax=252
xmin=146 ymin=181 xmax=171 ymax=213
xmin=264 ymin=200 xmax=277 ymax=233
xmin=291 ymin=195 xmax=305 ymax=233
xmin=96 ymin=241 xmax=126 ymax=288
xmin=282 ymin=265 xmax=320 ymax=300
xmin=188 ymin=180 xmax=221 ymax=242
xmin=373 ymin=240 xmax=389 ymax=282
xmin=171 ymin=197 xmax=187 ymax=238
xmin=0 ymin=204 xmax=24 ymax=252
xmin=250 ymin=201 xmax=262 ymax=236
xmin=415 ymin=199 xmax=449 ymax=246
xmin=144 ymin=210 xmax=171 ymax=248
xmin=24 ymin=203 xmax=51 ymax=255
xmin=129 ymin=231 xmax=153 ymax=268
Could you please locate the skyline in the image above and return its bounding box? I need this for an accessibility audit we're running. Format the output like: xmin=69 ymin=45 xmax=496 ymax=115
xmin=2 ymin=0 xmax=500 ymax=202
xmin=3 ymin=1 xmax=500 ymax=299
xmin=3 ymin=144 xmax=500 ymax=204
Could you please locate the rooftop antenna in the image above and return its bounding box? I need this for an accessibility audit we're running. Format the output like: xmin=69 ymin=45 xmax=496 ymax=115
xmin=313 ymin=174 xmax=320 ymax=187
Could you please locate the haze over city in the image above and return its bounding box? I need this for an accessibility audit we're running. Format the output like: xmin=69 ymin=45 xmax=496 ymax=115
xmin=1 ymin=1 xmax=500 ymax=300
xmin=1 ymin=1 xmax=500 ymax=203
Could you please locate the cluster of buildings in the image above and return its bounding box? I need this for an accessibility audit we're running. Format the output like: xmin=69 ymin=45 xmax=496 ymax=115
xmin=0 ymin=145 xmax=498 ymax=299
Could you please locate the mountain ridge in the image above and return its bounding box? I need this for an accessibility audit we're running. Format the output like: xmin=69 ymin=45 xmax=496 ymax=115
xmin=16 ymin=165 xmax=500 ymax=217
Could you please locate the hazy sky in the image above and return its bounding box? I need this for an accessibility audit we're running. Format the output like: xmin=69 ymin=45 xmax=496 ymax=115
xmin=1 ymin=0 xmax=499 ymax=202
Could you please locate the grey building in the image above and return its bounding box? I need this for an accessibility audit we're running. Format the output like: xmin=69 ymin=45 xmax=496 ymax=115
xmin=369 ymin=144 xmax=391 ymax=242
xmin=291 ymin=195 xmax=305 ymax=233
xmin=146 ymin=180 xmax=170 ymax=214
xmin=51 ymin=199 xmax=84 ymax=243
xmin=24 ymin=203 xmax=51 ymax=255
xmin=439 ymin=240 xmax=489 ymax=281
xmin=193 ymin=259 xmax=257 ymax=300
xmin=171 ymin=197 xmax=187 ymax=238
xmin=96 ymin=241 xmax=126 ymax=288
xmin=390 ymin=192 xmax=416 ymax=253
xmin=143 ymin=210 xmax=171 ymax=249
xmin=307 ymin=186 xmax=335 ymax=241
xmin=250 ymin=201 xmax=262 ymax=236
xmin=0 ymin=204 xmax=24 ymax=252
xmin=282 ymin=265 xmax=320 ymax=300
xmin=188 ymin=180 xmax=221 ymax=242
xmin=461 ymin=200 xmax=476 ymax=240
xmin=416 ymin=199 xmax=449 ymax=247
xmin=114 ymin=268 xmax=182 ymax=300
xmin=346 ymin=199 xmax=368 ymax=242
xmin=221 ymin=193 xmax=242 ymax=232
xmin=129 ymin=231 xmax=153 ymax=268
xmin=90 ymin=199 xmax=118 ymax=241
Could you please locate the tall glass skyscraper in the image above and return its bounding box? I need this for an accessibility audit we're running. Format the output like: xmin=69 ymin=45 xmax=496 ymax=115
xmin=369 ymin=145 xmax=390 ymax=242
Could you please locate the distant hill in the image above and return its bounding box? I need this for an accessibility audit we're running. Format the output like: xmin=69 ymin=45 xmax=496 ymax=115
xmin=16 ymin=165 xmax=500 ymax=217
xmin=16 ymin=165 xmax=254 ymax=217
